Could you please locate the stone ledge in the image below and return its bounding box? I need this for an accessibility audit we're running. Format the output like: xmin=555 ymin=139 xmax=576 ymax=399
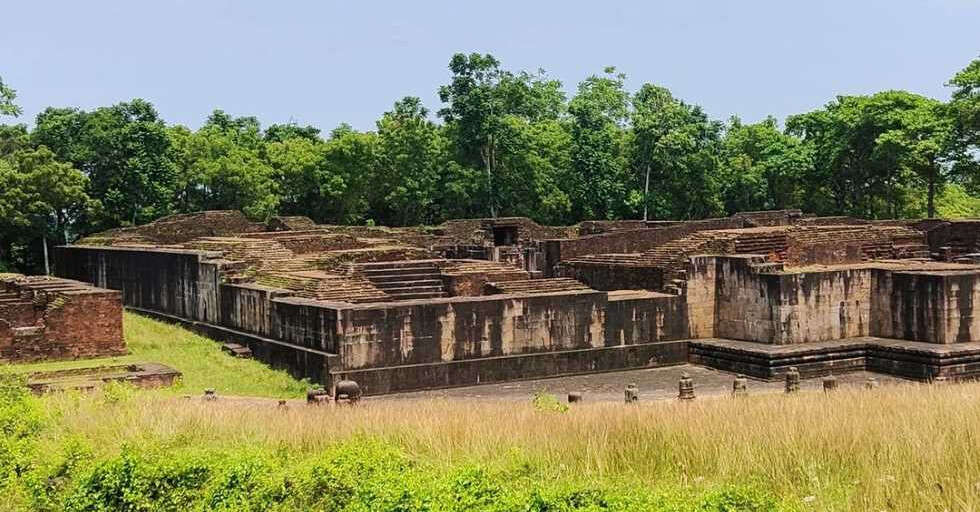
xmin=331 ymin=340 xmax=689 ymax=396
xmin=690 ymin=337 xmax=980 ymax=382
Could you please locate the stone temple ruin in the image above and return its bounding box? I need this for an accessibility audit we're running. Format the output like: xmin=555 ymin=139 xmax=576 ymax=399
xmin=52 ymin=209 xmax=980 ymax=395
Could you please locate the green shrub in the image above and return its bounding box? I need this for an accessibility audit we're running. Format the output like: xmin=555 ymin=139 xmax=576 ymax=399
xmin=0 ymin=374 xmax=44 ymax=488
xmin=695 ymin=485 xmax=782 ymax=512
xmin=63 ymin=447 xmax=211 ymax=512
xmin=532 ymin=391 xmax=569 ymax=413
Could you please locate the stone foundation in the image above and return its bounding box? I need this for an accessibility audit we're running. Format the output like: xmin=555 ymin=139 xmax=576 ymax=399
xmin=690 ymin=337 xmax=980 ymax=382
xmin=51 ymin=209 xmax=980 ymax=394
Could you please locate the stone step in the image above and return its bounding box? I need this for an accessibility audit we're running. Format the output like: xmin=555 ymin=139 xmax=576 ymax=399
xmin=373 ymin=279 xmax=443 ymax=289
xmin=379 ymin=285 xmax=445 ymax=295
xmin=387 ymin=291 xmax=447 ymax=301
xmin=356 ymin=259 xmax=443 ymax=270
xmin=359 ymin=267 xmax=440 ymax=278
xmin=366 ymin=272 xmax=442 ymax=283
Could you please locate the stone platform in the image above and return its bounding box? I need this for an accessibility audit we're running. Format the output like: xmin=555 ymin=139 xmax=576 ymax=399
xmin=25 ymin=362 xmax=181 ymax=394
xmin=690 ymin=337 xmax=980 ymax=382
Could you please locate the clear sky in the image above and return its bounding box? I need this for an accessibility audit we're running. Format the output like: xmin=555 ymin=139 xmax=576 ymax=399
xmin=2 ymin=1 xmax=978 ymax=131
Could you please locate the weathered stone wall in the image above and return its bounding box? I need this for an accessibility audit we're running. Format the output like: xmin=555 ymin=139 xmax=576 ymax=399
xmin=55 ymin=246 xmax=222 ymax=323
xmin=686 ymin=256 xmax=718 ymax=338
xmin=219 ymin=283 xmax=280 ymax=337
xmin=709 ymin=256 xmax=872 ymax=344
xmin=926 ymin=220 xmax=980 ymax=257
xmin=557 ymin=262 xmax=663 ymax=291
xmin=713 ymin=256 xmax=777 ymax=342
xmin=604 ymin=293 xmax=688 ymax=346
xmin=270 ymin=297 xmax=341 ymax=354
xmin=542 ymin=217 xmax=743 ymax=276
xmin=337 ymin=290 xmax=607 ymax=370
xmin=872 ymin=270 xmax=979 ymax=343
xmin=784 ymin=241 xmax=864 ymax=266
xmin=770 ymin=269 xmax=872 ymax=344
xmin=734 ymin=209 xmax=804 ymax=226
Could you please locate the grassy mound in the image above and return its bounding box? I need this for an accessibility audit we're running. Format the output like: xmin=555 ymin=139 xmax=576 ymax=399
xmin=2 ymin=312 xmax=309 ymax=399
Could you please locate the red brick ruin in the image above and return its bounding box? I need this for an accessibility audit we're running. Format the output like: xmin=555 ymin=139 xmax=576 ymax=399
xmin=0 ymin=274 xmax=125 ymax=362
xmin=53 ymin=209 xmax=980 ymax=395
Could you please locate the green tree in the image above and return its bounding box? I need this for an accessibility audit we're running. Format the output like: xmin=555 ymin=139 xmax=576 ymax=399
xmin=266 ymin=135 xmax=328 ymax=221
xmin=0 ymin=143 xmax=91 ymax=273
xmin=568 ymin=67 xmax=631 ymax=220
xmin=374 ymin=97 xmax=447 ymax=225
xmin=438 ymin=53 xmax=565 ymax=218
xmin=33 ymin=100 xmax=176 ymax=229
xmin=168 ymin=110 xmax=279 ymax=220
xmin=718 ymin=116 xmax=812 ymax=214
xmin=876 ymin=99 xmax=956 ymax=218
xmin=264 ymin=123 xmax=321 ymax=143
xmin=787 ymin=91 xmax=944 ymax=218
xmin=630 ymin=83 xmax=724 ymax=220
xmin=0 ymin=76 xmax=21 ymax=117
xmin=320 ymin=126 xmax=378 ymax=224
xmin=494 ymin=116 xmax=573 ymax=223
xmin=946 ymin=57 xmax=980 ymax=192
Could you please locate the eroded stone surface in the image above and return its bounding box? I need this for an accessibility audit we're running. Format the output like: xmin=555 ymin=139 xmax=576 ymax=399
xmin=51 ymin=210 xmax=980 ymax=395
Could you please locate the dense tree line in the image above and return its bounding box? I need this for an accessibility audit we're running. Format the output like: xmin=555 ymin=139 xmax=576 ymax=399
xmin=1 ymin=54 xmax=979 ymax=273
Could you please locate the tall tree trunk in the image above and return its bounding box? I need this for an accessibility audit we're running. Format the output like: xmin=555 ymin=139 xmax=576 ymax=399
xmin=643 ymin=164 xmax=651 ymax=221
xmin=927 ymin=174 xmax=936 ymax=219
xmin=42 ymin=234 xmax=50 ymax=276
xmin=482 ymin=139 xmax=496 ymax=218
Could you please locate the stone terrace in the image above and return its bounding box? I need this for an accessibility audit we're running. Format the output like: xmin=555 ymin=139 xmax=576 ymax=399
xmin=55 ymin=210 xmax=980 ymax=394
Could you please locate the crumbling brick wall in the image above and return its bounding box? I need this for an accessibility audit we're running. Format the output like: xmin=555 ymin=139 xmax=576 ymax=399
xmin=0 ymin=276 xmax=126 ymax=362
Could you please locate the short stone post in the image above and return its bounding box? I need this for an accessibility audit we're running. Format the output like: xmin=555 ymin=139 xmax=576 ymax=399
xmin=784 ymin=367 xmax=800 ymax=394
xmin=624 ymin=384 xmax=639 ymax=404
xmin=307 ymin=386 xmax=330 ymax=405
xmin=732 ymin=374 xmax=748 ymax=397
xmin=678 ymin=373 xmax=695 ymax=400
xmin=865 ymin=377 xmax=879 ymax=389
xmin=203 ymin=388 xmax=217 ymax=401
xmin=822 ymin=376 xmax=838 ymax=392
xmin=568 ymin=391 xmax=583 ymax=403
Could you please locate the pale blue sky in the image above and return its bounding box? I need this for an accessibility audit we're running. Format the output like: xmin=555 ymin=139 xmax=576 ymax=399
xmin=2 ymin=1 xmax=978 ymax=131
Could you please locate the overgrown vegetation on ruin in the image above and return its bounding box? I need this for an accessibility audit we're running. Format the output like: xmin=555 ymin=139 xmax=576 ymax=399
xmin=2 ymin=365 xmax=980 ymax=510
xmin=1 ymin=54 xmax=979 ymax=273
xmin=2 ymin=312 xmax=308 ymax=399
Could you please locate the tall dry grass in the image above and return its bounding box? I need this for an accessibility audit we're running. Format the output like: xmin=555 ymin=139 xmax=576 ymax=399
xmin=41 ymin=380 xmax=980 ymax=511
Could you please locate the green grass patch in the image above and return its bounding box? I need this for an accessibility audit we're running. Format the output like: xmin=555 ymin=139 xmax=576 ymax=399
xmin=2 ymin=312 xmax=308 ymax=399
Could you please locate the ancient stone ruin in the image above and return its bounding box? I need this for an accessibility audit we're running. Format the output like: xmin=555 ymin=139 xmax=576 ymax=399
xmin=53 ymin=209 xmax=980 ymax=395
xmin=0 ymin=274 xmax=126 ymax=362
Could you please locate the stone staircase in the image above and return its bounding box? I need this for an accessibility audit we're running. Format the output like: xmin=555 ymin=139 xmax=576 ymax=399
xmin=354 ymin=260 xmax=447 ymax=301
xmin=640 ymin=232 xmax=735 ymax=290
xmin=561 ymin=253 xmax=646 ymax=266
xmin=486 ymin=278 xmax=592 ymax=295
xmin=185 ymin=237 xmax=295 ymax=262
xmin=440 ymin=260 xmax=530 ymax=280
xmin=733 ymin=231 xmax=789 ymax=258
xmin=254 ymin=271 xmax=389 ymax=303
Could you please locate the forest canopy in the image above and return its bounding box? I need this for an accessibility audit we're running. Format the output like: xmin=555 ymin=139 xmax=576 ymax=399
xmin=1 ymin=53 xmax=979 ymax=273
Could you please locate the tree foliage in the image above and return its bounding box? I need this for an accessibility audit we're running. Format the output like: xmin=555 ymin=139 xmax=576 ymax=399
xmin=0 ymin=53 xmax=978 ymax=273
xmin=0 ymin=76 xmax=22 ymax=118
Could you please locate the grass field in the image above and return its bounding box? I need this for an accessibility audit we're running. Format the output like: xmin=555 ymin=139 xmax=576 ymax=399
xmin=3 ymin=314 xmax=980 ymax=510
xmin=2 ymin=312 xmax=309 ymax=399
